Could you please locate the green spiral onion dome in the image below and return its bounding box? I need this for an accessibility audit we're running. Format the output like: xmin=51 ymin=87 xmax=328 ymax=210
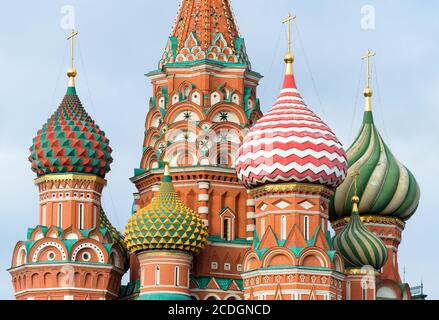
xmin=333 ymin=196 xmax=388 ymax=270
xmin=124 ymin=166 xmax=208 ymax=255
xmin=29 ymin=86 xmax=113 ymax=178
xmin=330 ymin=110 xmax=420 ymax=222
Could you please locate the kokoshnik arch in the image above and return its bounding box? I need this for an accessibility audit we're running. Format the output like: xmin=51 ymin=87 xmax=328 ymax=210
xmin=9 ymin=0 xmax=420 ymax=300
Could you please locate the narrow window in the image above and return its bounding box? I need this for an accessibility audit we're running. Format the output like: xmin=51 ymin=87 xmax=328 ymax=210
xmin=261 ymin=218 xmax=266 ymax=237
xmin=281 ymin=215 xmax=287 ymax=240
xmin=321 ymin=217 xmax=326 ymax=233
xmin=362 ymin=286 xmax=367 ymax=300
xmin=304 ymin=216 xmax=310 ymax=241
xmin=57 ymin=203 xmax=63 ymax=228
xmin=223 ymin=218 xmax=230 ymax=241
xmin=78 ymin=203 xmax=85 ymax=229
xmin=155 ymin=266 xmax=160 ymax=285
xmin=42 ymin=205 xmax=47 ymax=226
xmin=175 ymin=267 xmax=180 ymax=287
xmin=93 ymin=206 xmax=97 ymax=228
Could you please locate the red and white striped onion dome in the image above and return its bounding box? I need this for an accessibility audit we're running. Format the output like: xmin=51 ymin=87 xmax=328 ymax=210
xmin=236 ymin=55 xmax=348 ymax=189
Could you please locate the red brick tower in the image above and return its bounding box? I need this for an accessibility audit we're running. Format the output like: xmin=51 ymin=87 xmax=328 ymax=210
xmin=9 ymin=31 xmax=127 ymax=300
xmin=129 ymin=0 xmax=263 ymax=300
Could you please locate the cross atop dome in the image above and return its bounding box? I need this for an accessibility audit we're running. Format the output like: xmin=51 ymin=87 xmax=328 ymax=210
xmin=66 ymin=29 xmax=79 ymax=88
xmin=362 ymin=49 xmax=376 ymax=111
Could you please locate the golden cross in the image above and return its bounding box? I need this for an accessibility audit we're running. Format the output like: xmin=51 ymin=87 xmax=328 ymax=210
xmin=282 ymin=13 xmax=296 ymax=55
xmin=67 ymin=29 xmax=79 ymax=69
xmin=362 ymin=49 xmax=376 ymax=88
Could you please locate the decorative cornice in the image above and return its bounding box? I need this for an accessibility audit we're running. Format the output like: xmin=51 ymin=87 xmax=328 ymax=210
xmin=344 ymin=268 xmax=379 ymax=276
xmin=35 ymin=174 xmax=107 ymax=186
xmin=332 ymin=215 xmax=405 ymax=230
xmin=249 ymin=183 xmax=334 ymax=199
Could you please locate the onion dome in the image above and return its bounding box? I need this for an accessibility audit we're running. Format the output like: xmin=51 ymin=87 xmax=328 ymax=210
xmin=333 ymin=196 xmax=388 ymax=270
xmin=330 ymin=53 xmax=420 ymax=221
xmin=236 ymin=51 xmax=347 ymax=189
xmin=124 ymin=163 xmax=208 ymax=255
xmin=29 ymin=68 xmax=113 ymax=178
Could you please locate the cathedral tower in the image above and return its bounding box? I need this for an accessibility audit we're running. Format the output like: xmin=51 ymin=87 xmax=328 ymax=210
xmin=235 ymin=14 xmax=349 ymax=300
xmin=330 ymin=51 xmax=421 ymax=300
xmin=130 ymin=0 xmax=263 ymax=300
xmin=9 ymin=31 xmax=127 ymax=300
xmin=124 ymin=161 xmax=208 ymax=300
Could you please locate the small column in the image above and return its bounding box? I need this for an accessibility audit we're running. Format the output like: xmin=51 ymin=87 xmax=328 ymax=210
xmin=151 ymin=183 xmax=161 ymax=199
xmin=137 ymin=250 xmax=193 ymax=300
xmin=246 ymin=194 xmax=256 ymax=241
xmin=197 ymin=182 xmax=210 ymax=227
xmin=132 ymin=193 xmax=141 ymax=213
xmin=346 ymin=268 xmax=377 ymax=300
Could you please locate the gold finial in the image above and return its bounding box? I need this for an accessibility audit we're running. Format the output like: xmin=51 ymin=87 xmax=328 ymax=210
xmin=67 ymin=30 xmax=79 ymax=87
xmin=350 ymin=169 xmax=361 ymax=209
xmin=282 ymin=13 xmax=296 ymax=75
xmin=362 ymin=50 xmax=376 ymax=111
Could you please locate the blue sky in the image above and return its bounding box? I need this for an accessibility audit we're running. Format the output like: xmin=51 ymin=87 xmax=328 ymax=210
xmin=0 ymin=0 xmax=437 ymax=300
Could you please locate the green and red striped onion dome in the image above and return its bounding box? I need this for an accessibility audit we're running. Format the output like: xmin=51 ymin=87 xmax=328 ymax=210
xmin=330 ymin=111 xmax=420 ymax=222
xmin=333 ymin=196 xmax=388 ymax=270
xmin=29 ymin=87 xmax=113 ymax=178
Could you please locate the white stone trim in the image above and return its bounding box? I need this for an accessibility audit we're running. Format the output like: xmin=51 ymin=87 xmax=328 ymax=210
xmin=247 ymin=199 xmax=256 ymax=207
xmin=198 ymin=194 xmax=209 ymax=201
xmin=246 ymin=224 xmax=256 ymax=232
xmin=246 ymin=212 xmax=255 ymax=219
xmin=198 ymin=207 xmax=209 ymax=214
xmin=198 ymin=182 xmax=210 ymax=190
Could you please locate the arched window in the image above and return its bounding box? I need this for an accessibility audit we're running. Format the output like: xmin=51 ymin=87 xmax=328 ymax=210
xmin=261 ymin=218 xmax=266 ymax=237
xmin=182 ymin=85 xmax=191 ymax=100
xmin=78 ymin=203 xmax=85 ymax=229
xmin=155 ymin=266 xmax=161 ymax=285
xmin=175 ymin=267 xmax=180 ymax=287
xmin=281 ymin=215 xmax=287 ymax=240
xmin=57 ymin=203 xmax=63 ymax=228
xmin=321 ymin=217 xmax=325 ymax=233
xmin=304 ymin=216 xmax=310 ymax=241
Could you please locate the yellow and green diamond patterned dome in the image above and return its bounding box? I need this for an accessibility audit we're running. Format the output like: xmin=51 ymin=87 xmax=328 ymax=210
xmin=124 ymin=167 xmax=208 ymax=255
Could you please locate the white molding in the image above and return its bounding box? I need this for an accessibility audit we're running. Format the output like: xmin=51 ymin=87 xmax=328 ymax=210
xmin=15 ymin=287 xmax=118 ymax=298
xmin=198 ymin=207 xmax=209 ymax=214
xmin=198 ymin=194 xmax=209 ymax=201
xmin=246 ymin=212 xmax=255 ymax=219
xmin=198 ymin=182 xmax=210 ymax=190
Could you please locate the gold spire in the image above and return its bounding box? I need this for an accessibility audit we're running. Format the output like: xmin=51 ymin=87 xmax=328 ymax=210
xmin=67 ymin=30 xmax=79 ymax=87
xmin=362 ymin=50 xmax=376 ymax=112
xmin=350 ymin=169 xmax=361 ymax=211
xmin=282 ymin=13 xmax=296 ymax=75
